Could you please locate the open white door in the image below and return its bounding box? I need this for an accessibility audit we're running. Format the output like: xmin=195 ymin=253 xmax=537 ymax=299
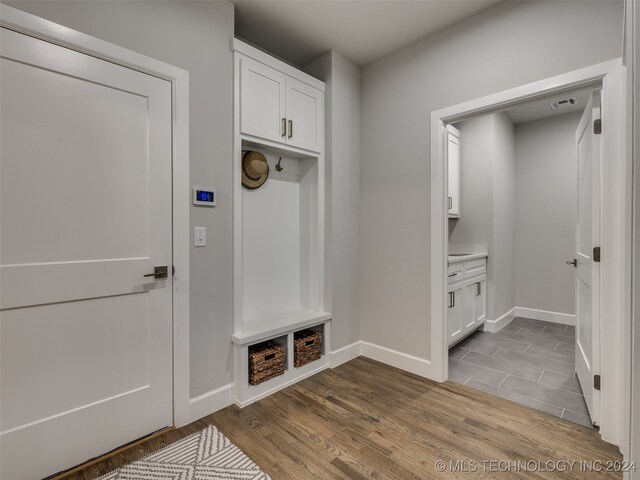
xmin=0 ymin=27 xmax=174 ymax=479
xmin=573 ymin=91 xmax=602 ymax=426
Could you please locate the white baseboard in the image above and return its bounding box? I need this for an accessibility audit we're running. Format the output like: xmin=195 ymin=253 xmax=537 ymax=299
xmin=235 ymin=363 xmax=329 ymax=408
xmin=360 ymin=341 xmax=435 ymax=379
xmin=188 ymin=383 xmax=234 ymax=423
xmin=228 ymin=341 xmax=439 ymax=411
xmin=484 ymin=307 xmax=517 ymax=333
xmin=516 ymin=307 xmax=575 ymax=326
xmin=329 ymin=341 xmax=362 ymax=368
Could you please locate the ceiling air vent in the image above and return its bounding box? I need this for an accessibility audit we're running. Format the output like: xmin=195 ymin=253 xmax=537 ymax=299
xmin=549 ymin=97 xmax=578 ymax=110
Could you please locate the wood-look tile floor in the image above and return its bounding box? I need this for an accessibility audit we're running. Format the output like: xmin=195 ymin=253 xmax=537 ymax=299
xmin=65 ymin=356 xmax=621 ymax=480
xmin=449 ymin=317 xmax=592 ymax=428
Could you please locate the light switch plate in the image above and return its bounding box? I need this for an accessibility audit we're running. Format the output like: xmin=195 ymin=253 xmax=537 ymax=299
xmin=194 ymin=227 xmax=206 ymax=247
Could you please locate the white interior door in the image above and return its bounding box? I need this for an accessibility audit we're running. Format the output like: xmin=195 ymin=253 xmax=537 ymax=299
xmin=574 ymin=91 xmax=601 ymax=425
xmin=0 ymin=28 xmax=173 ymax=480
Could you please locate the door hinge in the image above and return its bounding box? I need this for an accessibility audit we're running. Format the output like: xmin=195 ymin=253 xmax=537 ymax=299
xmin=593 ymin=119 xmax=602 ymax=134
xmin=593 ymin=247 xmax=601 ymax=263
xmin=594 ymin=374 xmax=601 ymax=391
xmin=172 ymin=265 xmax=176 ymax=276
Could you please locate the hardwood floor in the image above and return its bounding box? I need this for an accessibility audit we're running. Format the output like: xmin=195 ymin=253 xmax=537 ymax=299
xmin=64 ymin=357 xmax=622 ymax=479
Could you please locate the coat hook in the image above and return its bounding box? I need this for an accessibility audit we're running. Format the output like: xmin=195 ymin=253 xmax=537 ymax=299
xmin=275 ymin=157 xmax=283 ymax=172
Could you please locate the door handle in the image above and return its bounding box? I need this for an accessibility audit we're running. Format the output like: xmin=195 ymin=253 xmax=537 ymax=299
xmin=287 ymin=119 xmax=293 ymax=139
xmin=281 ymin=118 xmax=287 ymax=137
xmin=476 ymin=282 xmax=481 ymax=296
xmin=448 ymin=196 xmax=452 ymax=210
xmin=143 ymin=266 xmax=168 ymax=279
xmin=448 ymin=291 xmax=455 ymax=308
xmin=566 ymin=259 xmax=577 ymax=267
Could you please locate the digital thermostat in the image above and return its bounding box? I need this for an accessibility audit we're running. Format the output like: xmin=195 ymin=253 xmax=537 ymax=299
xmin=193 ymin=188 xmax=216 ymax=207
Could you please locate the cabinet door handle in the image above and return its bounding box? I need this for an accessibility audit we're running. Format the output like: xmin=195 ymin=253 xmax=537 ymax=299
xmin=448 ymin=291 xmax=455 ymax=308
xmin=476 ymin=282 xmax=481 ymax=296
xmin=448 ymin=196 xmax=452 ymax=209
xmin=288 ymin=119 xmax=293 ymax=139
xmin=282 ymin=118 xmax=287 ymax=137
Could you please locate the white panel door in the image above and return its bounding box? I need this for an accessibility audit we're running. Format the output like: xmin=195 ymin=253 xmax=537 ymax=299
xmin=240 ymin=57 xmax=287 ymax=143
xmin=0 ymin=28 xmax=173 ymax=479
xmin=285 ymin=77 xmax=322 ymax=152
xmin=447 ymin=125 xmax=461 ymax=218
xmin=574 ymin=91 xmax=601 ymax=426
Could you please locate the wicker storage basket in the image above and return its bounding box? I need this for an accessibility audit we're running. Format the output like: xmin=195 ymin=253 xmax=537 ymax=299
xmin=248 ymin=341 xmax=285 ymax=385
xmin=294 ymin=329 xmax=322 ymax=368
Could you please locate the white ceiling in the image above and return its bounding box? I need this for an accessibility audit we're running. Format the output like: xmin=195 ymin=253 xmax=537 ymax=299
xmin=503 ymin=87 xmax=594 ymax=124
xmin=232 ymin=0 xmax=503 ymax=67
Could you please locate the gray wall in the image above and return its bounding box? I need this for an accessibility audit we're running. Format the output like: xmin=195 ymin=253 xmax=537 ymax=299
xmin=448 ymin=115 xmax=494 ymax=248
xmin=449 ymin=113 xmax=515 ymax=321
xmin=449 ymin=110 xmax=577 ymax=321
xmin=5 ymin=0 xmax=236 ymax=397
xmin=515 ymin=112 xmax=580 ymax=315
xmin=360 ymin=0 xmax=623 ymax=359
xmin=305 ymin=51 xmax=362 ymax=349
xmin=492 ymin=112 xmax=516 ymax=319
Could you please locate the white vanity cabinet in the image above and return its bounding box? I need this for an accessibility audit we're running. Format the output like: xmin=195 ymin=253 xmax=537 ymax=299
xmin=447 ymin=256 xmax=486 ymax=346
xmin=239 ymin=54 xmax=323 ymax=153
xmin=447 ymin=125 xmax=460 ymax=218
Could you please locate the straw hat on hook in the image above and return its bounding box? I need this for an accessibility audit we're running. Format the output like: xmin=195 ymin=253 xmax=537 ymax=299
xmin=241 ymin=151 xmax=269 ymax=189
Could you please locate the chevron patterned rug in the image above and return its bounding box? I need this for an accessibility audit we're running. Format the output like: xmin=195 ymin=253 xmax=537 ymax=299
xmin=99 ymin=425 xmax=271 ymax=479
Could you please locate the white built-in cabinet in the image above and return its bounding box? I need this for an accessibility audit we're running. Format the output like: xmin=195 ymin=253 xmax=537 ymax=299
xmin=447 ymin=125 xmax=460 ymax=218
xmin=240 ymin=56 xmax=322 ymax=153
xmin=232 ymin=39 xmax=329 ymax=407
xmin=447 ymin=257 xmax=486 ymax=346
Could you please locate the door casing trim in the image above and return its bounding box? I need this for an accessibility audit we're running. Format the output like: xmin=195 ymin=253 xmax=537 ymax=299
xmin=0 ymin=4 xmax=191 ymax=427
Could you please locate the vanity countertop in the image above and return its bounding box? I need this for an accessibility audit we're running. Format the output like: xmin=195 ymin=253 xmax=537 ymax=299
xmin=447 ymin=252 xmax=488 ymax=265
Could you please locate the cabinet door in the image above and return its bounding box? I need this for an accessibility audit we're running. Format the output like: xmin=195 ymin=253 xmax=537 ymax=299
xmin=285 ymin=77 xmax=322 ymax=152
xmin=447 ymin=283 xmax=464 ymax=346
xmin=474 ymin=275 xmax=487 ymax=325
xmin=464 ymin=280 xmax=476 ymax=332
xmin=447 ymin=125 xmax=460 ymax=218
xmin=463 ymin=275 xmax=486 ymax=334
xmin=240 ymin=57 xmax=286 ymax=143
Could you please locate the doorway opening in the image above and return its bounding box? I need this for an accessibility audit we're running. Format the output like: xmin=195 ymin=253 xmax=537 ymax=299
xmin=445 ymin=85 xmax=600 ymax=429
xmin=430 ymin=59 xmax=629 ymax=449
